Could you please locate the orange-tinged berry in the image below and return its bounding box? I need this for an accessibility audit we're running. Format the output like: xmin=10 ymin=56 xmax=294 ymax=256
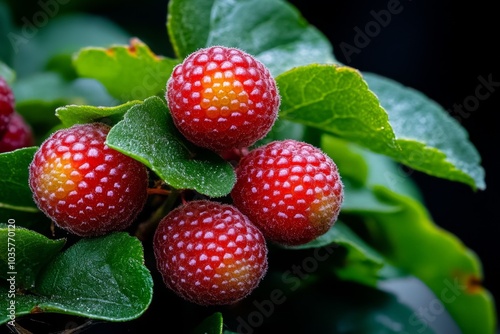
xmin=166 ymin=46 xmax=280 ymax=153
xmin=153 ymin=200 xmax=268 ymax=305
xmin=231 ymin=139 xmax=344 ymax=246
xmin=29 ymin=123 xmax=149 ymax=236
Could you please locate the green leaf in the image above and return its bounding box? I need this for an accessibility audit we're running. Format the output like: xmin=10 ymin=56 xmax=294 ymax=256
xmin=359 ymin=185 xmax=496 ymax=334
xmin=106 ymin=96 xmax=236 ymax=197
xmin=192 ymin=312 xmax=224 ymax=334
xmin=73 ymin=38 xmax=179 ymax=102
xmin=322 ymin=135 xmax=423 ymax=203
xmin=319 ymin=135 xmax=494 ymax=332
xmin=341 ymin=180 xmax=401 ymax=214
xmin=277 ymin=64 xmax=400 ymax=155
xmin=321 ymin=134 xmax=369 ymax=185
xmin=288 ymin=221 xmax=398 ymax=287
xmin=0 ymin=232 xmax=153 ymax=324
xmin=0 ymin=225 xmax=65 ymax=289
xmin=363 ymin=72 xmax=485 ymax=190
xmin=167 ymin=0 xmax=336 ymax=76
xmin=234 ymin=277 xmax=439 ymax=333
xmin=56 ymin=100 xmax=142 ymax=128
xmin=11 ymin=14 xmax=130 ymax=78
xmin=0 ymin=147 xmax=50 ymax=233
xmin=0 ymin=148 xmax=38 ymax=215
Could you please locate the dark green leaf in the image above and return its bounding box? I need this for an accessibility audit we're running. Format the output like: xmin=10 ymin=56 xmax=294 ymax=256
xmin=0 ymin=148 xmax=39 ymax=215
xmin=0 ymin=136 xmax=50 ymax=232
xmin=56 ymin=100 xmax=141 ymax=128
xmin=287 ymin=221 xmax=398 ymax=286
xmin=233 ymin=277 xmax=439 ymax=333
xmin=106 ymin=96 xmax=236 ymax=197
xmin=0 ymin=284 xmax=49 ymax=325
xmin=73 ymin=38 xmax=179 ymax=102
xmin=20 ymin=233 xmax=152 ymax=322
xmin=297 ymin=281 xmax=438 ymax=334
xmin=277 ymin=64 xmax=400 ymax=155
xmin=0 ymin=225 xmax=65 ymax=289
xmin=167 ymin=0 xmax=336 ymax=76
xmin=192 ymin=312 xmax=223 ymax=334
xmin=363 ymin=72 xmax=485 ymax=190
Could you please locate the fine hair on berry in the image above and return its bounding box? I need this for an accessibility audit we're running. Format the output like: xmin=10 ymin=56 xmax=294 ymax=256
xmin=29 ymin=122 xmax=149 ymax=237
xmin=231 ymin=139 xmax=344 ymax=246
xmin=166 ymin=46 xmax=280 ymax=153
xmin=0 ymin=76 xmax=15 ymax=137
xmin=153 ymin=200 xmax=268 ymax=306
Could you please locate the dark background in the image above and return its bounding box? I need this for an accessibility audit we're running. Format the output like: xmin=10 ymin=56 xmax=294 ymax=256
xmin=2 ymin=0 xmax=498 ymax=331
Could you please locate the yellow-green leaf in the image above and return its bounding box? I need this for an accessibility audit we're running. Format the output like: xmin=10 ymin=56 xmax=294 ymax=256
xmin=73 ymin=38 xmax=179 ymax=102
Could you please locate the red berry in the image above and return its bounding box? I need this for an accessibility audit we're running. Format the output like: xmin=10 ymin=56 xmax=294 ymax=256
xmin=29 ymin=123 xmax=149 ymax=237
xmin=231 ymin=139 xmax=344 ymax=246
xmin=166 ymin=46 xmax=280 ymax=153
xmin=0 ymin=77 xmax=15 ymax=137
xmin=0 ymin=112 xmax=35 ymax=153
xmin=153 ymin=200 xmax=268 ymax=306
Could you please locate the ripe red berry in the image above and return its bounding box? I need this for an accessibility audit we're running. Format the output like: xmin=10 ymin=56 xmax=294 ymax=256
xmin=29 ymin=123 xmax=149 ymax=237
xmin=0 ymin=76 xmax=15 ymax=137
xmin=231 ymin=139 xmax=344 ymax=246
xmin=153 ymin=200 xmax=268 ymax=306
xmin=166 ymin=46 xmax=280 ymax=153
xmin=0 ymin=112 xmax=35 ymax=153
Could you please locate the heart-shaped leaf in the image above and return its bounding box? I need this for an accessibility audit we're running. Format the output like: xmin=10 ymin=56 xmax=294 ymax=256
xmin=0 ymin=232 xmax=153 ymax=324
xmin=106 ymin=96 xmax=236 ymax=197
xmin=0 ymin=225 xmax=65 ymax=289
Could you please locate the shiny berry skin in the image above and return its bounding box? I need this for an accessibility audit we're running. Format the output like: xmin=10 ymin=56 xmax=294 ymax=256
xmin=166 ymin=46 xmax=280 ymax=153
xmin=0 ymin=77 xmax=15 ymax=137
xmin=231 ymin=139 xmax=344 ymax=246
xmin=153 ymin=200 xmax=268 ymax=306
xmin=29 ymin=123 xmax=149 ymax=237
xmin=0 ymin=112 xmax=35 ymax=153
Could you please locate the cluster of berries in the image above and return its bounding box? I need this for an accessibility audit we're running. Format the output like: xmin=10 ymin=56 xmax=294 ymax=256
xmin=0 ymin=77 xmax=34 ymax=153
xmin=27 ymin=46 xmax=344 ymax=306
